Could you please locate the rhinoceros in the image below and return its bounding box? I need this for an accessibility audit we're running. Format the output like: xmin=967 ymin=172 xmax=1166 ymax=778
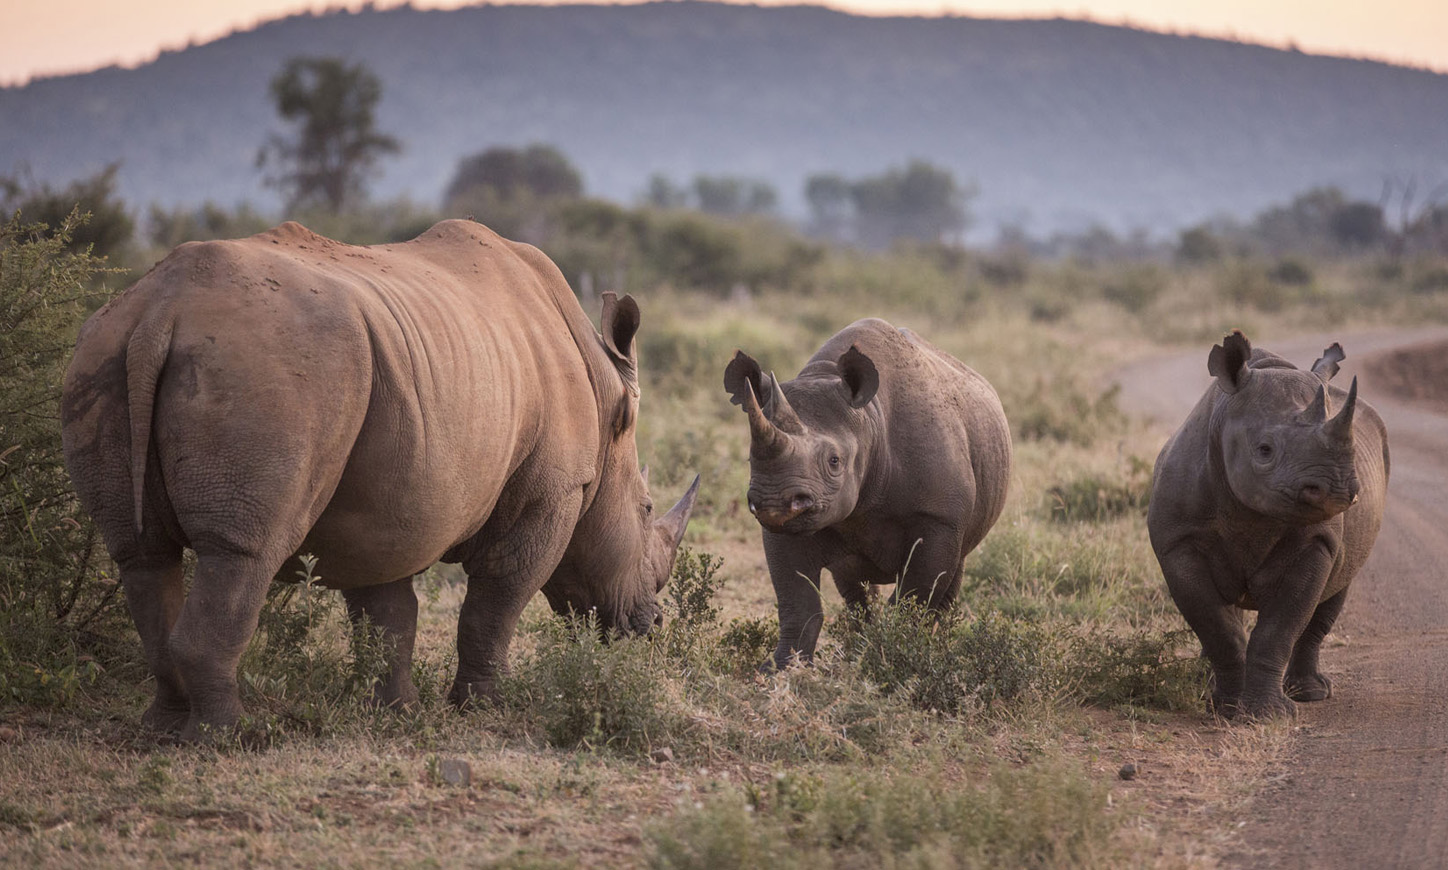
xmin=723 ymin=319 xmax=1013 ymax=669
xmin=61 ymin=219 xmax=698 ymax=740
xmin=1147 ymin=331 xmax=1388 ymax=718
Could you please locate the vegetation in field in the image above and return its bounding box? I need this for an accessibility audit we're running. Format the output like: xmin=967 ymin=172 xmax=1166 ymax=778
xmin=1 ymin=144 xmax=1446 ymax=866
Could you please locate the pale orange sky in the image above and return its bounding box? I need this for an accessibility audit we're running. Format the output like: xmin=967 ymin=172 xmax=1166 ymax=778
xmin=2 ymin=0 xmax=1446 ymax=87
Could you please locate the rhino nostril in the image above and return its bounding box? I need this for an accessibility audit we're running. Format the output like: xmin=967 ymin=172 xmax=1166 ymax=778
xmin=1299 ymin=484 xmax=1325 ymax=505
xmin=790 ymin=494 xmax=815 ymax=513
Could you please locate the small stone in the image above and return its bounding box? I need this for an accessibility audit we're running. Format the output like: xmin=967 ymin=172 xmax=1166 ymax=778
xmin=650 ymin=747 xmax=674 ymax=764
xmin=0 ymin=726 xmax=17 ymax=743
xmin=1118 ymin=762 xmax=1138 ymax=781
xmin=439 ymin=758 xmax=471 ymax=787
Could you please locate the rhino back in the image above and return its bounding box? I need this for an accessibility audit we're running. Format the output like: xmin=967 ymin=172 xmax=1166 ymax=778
xmin=810 ymin=318 xmax=1012 ymax=531
xmin=65 ymin=220 xmax=602 ymax=587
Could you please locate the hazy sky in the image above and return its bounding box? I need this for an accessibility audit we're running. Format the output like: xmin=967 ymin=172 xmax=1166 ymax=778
xmin=3 ymin=0 xmax=1446 ymax=86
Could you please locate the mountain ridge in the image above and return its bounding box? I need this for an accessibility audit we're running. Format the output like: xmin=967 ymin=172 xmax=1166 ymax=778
xmin=4 ymin=2 xmax=1446 ymax=235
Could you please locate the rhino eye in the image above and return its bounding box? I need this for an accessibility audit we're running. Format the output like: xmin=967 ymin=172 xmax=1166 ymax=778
xmin=643 ymin=501 xmax=654 ymax=516
xmin=828 ymin=455 xmax=841 ymax=470
xmin=1255 ymin=443 xmax=1273 ymax=460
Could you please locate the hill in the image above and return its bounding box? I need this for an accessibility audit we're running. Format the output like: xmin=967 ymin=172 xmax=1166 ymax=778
xmin=3 ymin=2 xmax=1447 ymax=235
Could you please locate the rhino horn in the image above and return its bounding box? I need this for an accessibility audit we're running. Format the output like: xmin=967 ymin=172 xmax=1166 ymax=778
xmin=1302 ymin=383 xmax=1329 ymax=423
xmin=766 ymin=371 xmax=805 ymax=434
xmin=1323 ymin=376 xmax=1358 ymax=442
xmin=744 ymin=380 xmax=789 ymax=459
xmin=655 ymin=475 xmax=701 ymax=591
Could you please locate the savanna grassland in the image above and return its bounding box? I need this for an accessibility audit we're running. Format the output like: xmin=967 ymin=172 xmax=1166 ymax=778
xmin=5 ymin=202 xmax=1448 ymax=869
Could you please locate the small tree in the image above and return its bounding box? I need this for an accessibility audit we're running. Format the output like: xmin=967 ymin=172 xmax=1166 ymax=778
xmin=257 ymin=56 xmax=401 ymax=213
xmin=0 ymin=165 xmax=133 ymax=260
xmin=852 ymin=160 xmax=970 ymax=248
xmin=444 ymin=144 xmax=583 ymax=210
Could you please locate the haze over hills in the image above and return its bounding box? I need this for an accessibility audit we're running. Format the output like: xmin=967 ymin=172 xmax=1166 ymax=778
xmin=3 ymin=1 xmax=1447 ymax=237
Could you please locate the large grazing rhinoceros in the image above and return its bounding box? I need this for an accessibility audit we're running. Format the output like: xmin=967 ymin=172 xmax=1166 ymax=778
xmin=723 ymin=319 xmax=1013 ymax=670
xmin=61 ymin=219 xmax=698 ymax=740
xmin=1148 ymin=331 xmax=1388 ymax=719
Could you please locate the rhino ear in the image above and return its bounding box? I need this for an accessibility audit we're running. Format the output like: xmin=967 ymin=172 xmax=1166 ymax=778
xmin=601 ymin=292 xmax=641 ymax=395
xmin=1311 ymin=342 xmax=1345 ymax=382
xmin=838 ymin=345 xmax=879 ymax=409
xmin=724 ymin=350 xmax=769 ymax=409
xmin=1207 ymin=330 xmax=1252 ymax=394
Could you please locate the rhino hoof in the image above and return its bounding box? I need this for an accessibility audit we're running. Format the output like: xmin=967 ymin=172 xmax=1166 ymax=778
xmin=1285 ymin=673 xmax=1333 ymax=702
xmin=141 ymin=702 xmax=190 ymax=734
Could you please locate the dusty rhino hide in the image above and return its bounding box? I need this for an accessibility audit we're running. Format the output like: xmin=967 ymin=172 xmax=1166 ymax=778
xmin=61 ymin=219 xmax=699 ymax=740
xmin=723 ymin=318 xmax=1013 ymax=670
xmin=1147 ymin=330 xmax=1388 ymax=719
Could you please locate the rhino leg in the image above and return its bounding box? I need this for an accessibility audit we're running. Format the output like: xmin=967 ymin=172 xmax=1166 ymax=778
xmin=168 ymin=550 xmax=285 ymax=741
xmin=889 ymin=528 xmax=964 ymax=609
xmin=1284 ymin=588 xmax=1347 ymax=702
xmin=449 ymin=488 xmax=584 ymax=705
xmin=1160 ymin=547 xmax=1248 ymax=715
xmin=1240 ymin=544 xmax=1337 ymax=719
xmin=829 ymin=555 xmax=879 ymax=632
xmin=343 ymin=576 xmax=420 ymax=709
xmin=118 ymin=551 xmax=189 ymax=733
xmin=764 ymin=531 xmax=826 ymax=671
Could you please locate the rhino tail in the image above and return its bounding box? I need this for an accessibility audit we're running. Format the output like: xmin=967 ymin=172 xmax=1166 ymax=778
xmin=126 ymin=309 xmax=175 ymax=536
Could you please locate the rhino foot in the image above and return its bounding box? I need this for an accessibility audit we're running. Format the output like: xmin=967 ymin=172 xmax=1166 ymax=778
xmin=1284 ymin=672 xmax=1333 ymax=702
xmin=1235 ymin=691 xmax=1298 ymax=721
xmin=447 ymin=678 xmax=500 ymax=710
xmin=141 ymin=700 xmax=191 ymax=734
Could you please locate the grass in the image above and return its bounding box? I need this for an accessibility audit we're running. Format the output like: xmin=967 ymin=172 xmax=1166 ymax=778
xmin=2 ymin=212 xmax=1446 ymax=866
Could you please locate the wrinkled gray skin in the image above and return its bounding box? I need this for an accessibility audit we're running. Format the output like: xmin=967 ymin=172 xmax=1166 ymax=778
xmin=724 ymin=319 xmax=1013 ymax=670
xmin=1148 ymin=331 xmax=1388 ymax=719
xmin=61 ymin=220 xmax=698 ymax=741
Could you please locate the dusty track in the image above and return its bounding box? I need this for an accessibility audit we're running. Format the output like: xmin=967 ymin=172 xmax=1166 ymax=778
xmin=1115 ymin=327 xmax=1448 ymax=870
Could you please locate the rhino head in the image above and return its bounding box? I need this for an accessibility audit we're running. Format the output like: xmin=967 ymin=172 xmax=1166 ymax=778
xmin=1208 ymin=331 xmax=1361 ymax=524
xmin=723 ymin=345 xmax=879 ymax=534
xmin=544 ymin=293 xmax=700 ymax=634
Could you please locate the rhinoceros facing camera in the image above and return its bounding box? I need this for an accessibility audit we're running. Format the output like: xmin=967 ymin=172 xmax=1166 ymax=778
xmin=724 ymin=318 xmax=1013 ymax=671
xmin=1147 ymin=330 xmax=1388 ymax=719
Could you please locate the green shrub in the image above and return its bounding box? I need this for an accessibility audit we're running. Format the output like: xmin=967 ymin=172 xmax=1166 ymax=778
xmin=502 ymin=613 xmax=684 ymax=753
xmin=649 ymin=760 xmax=1119 ymax=868
xmin=1044 ymin=459 xmax=1152 ymax=523
xmin=1004 ymin=378 xmax=1124 ymax=446
xmin=236 ymin=554 xmax=393 ymax=737
xmin=1101 ymin=264 xmax=1167 ymax=313
xmin=851 ymin=602 xmax=1051 ymax=715
xmin=0 ymin=210 xmax=133 ymax=708
xmin=1071 ymin=629 xmax=1207 ymax=712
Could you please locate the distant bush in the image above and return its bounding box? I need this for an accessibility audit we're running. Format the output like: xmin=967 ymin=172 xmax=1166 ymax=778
xmin=1176 ymin=225 xmax=1223 ymax=264
xmin=1267 ymin=257 xmax=1314 ymax=286
xmin=1006 ymin=378 xmax=1125 ymax=447
xmin=1101 ymin=264 xmax=1167 ymax=313
xmin=1044 ymin=460 xmax=1152 ymax=523
xmin=1 ymin=165 xmax=134 ymax=260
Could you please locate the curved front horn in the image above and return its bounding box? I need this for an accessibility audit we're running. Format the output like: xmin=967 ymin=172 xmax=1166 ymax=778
xmin=1323 ymin=376 xmax=1358 ymax=442
xmin=745 ymin=381 xmax=788 ymax=459
xmin=767 ymin=372 xmax=805 ymax=435
xmin=655 ymin=475 xmax=701 ymax=591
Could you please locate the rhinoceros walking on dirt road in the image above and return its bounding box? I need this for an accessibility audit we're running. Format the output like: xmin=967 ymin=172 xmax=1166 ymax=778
xmin=1148 ymin=331 xmax=1388 ymax=718
xmin=62 ymin=219 xmax=698 ymax=740
xmin=723 ymin=319 xmax=1013 ymax=670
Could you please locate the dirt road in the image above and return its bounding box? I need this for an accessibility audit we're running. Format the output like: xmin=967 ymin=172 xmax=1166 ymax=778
xmin=1114 ymin=326 xmax=1448 ymax=870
